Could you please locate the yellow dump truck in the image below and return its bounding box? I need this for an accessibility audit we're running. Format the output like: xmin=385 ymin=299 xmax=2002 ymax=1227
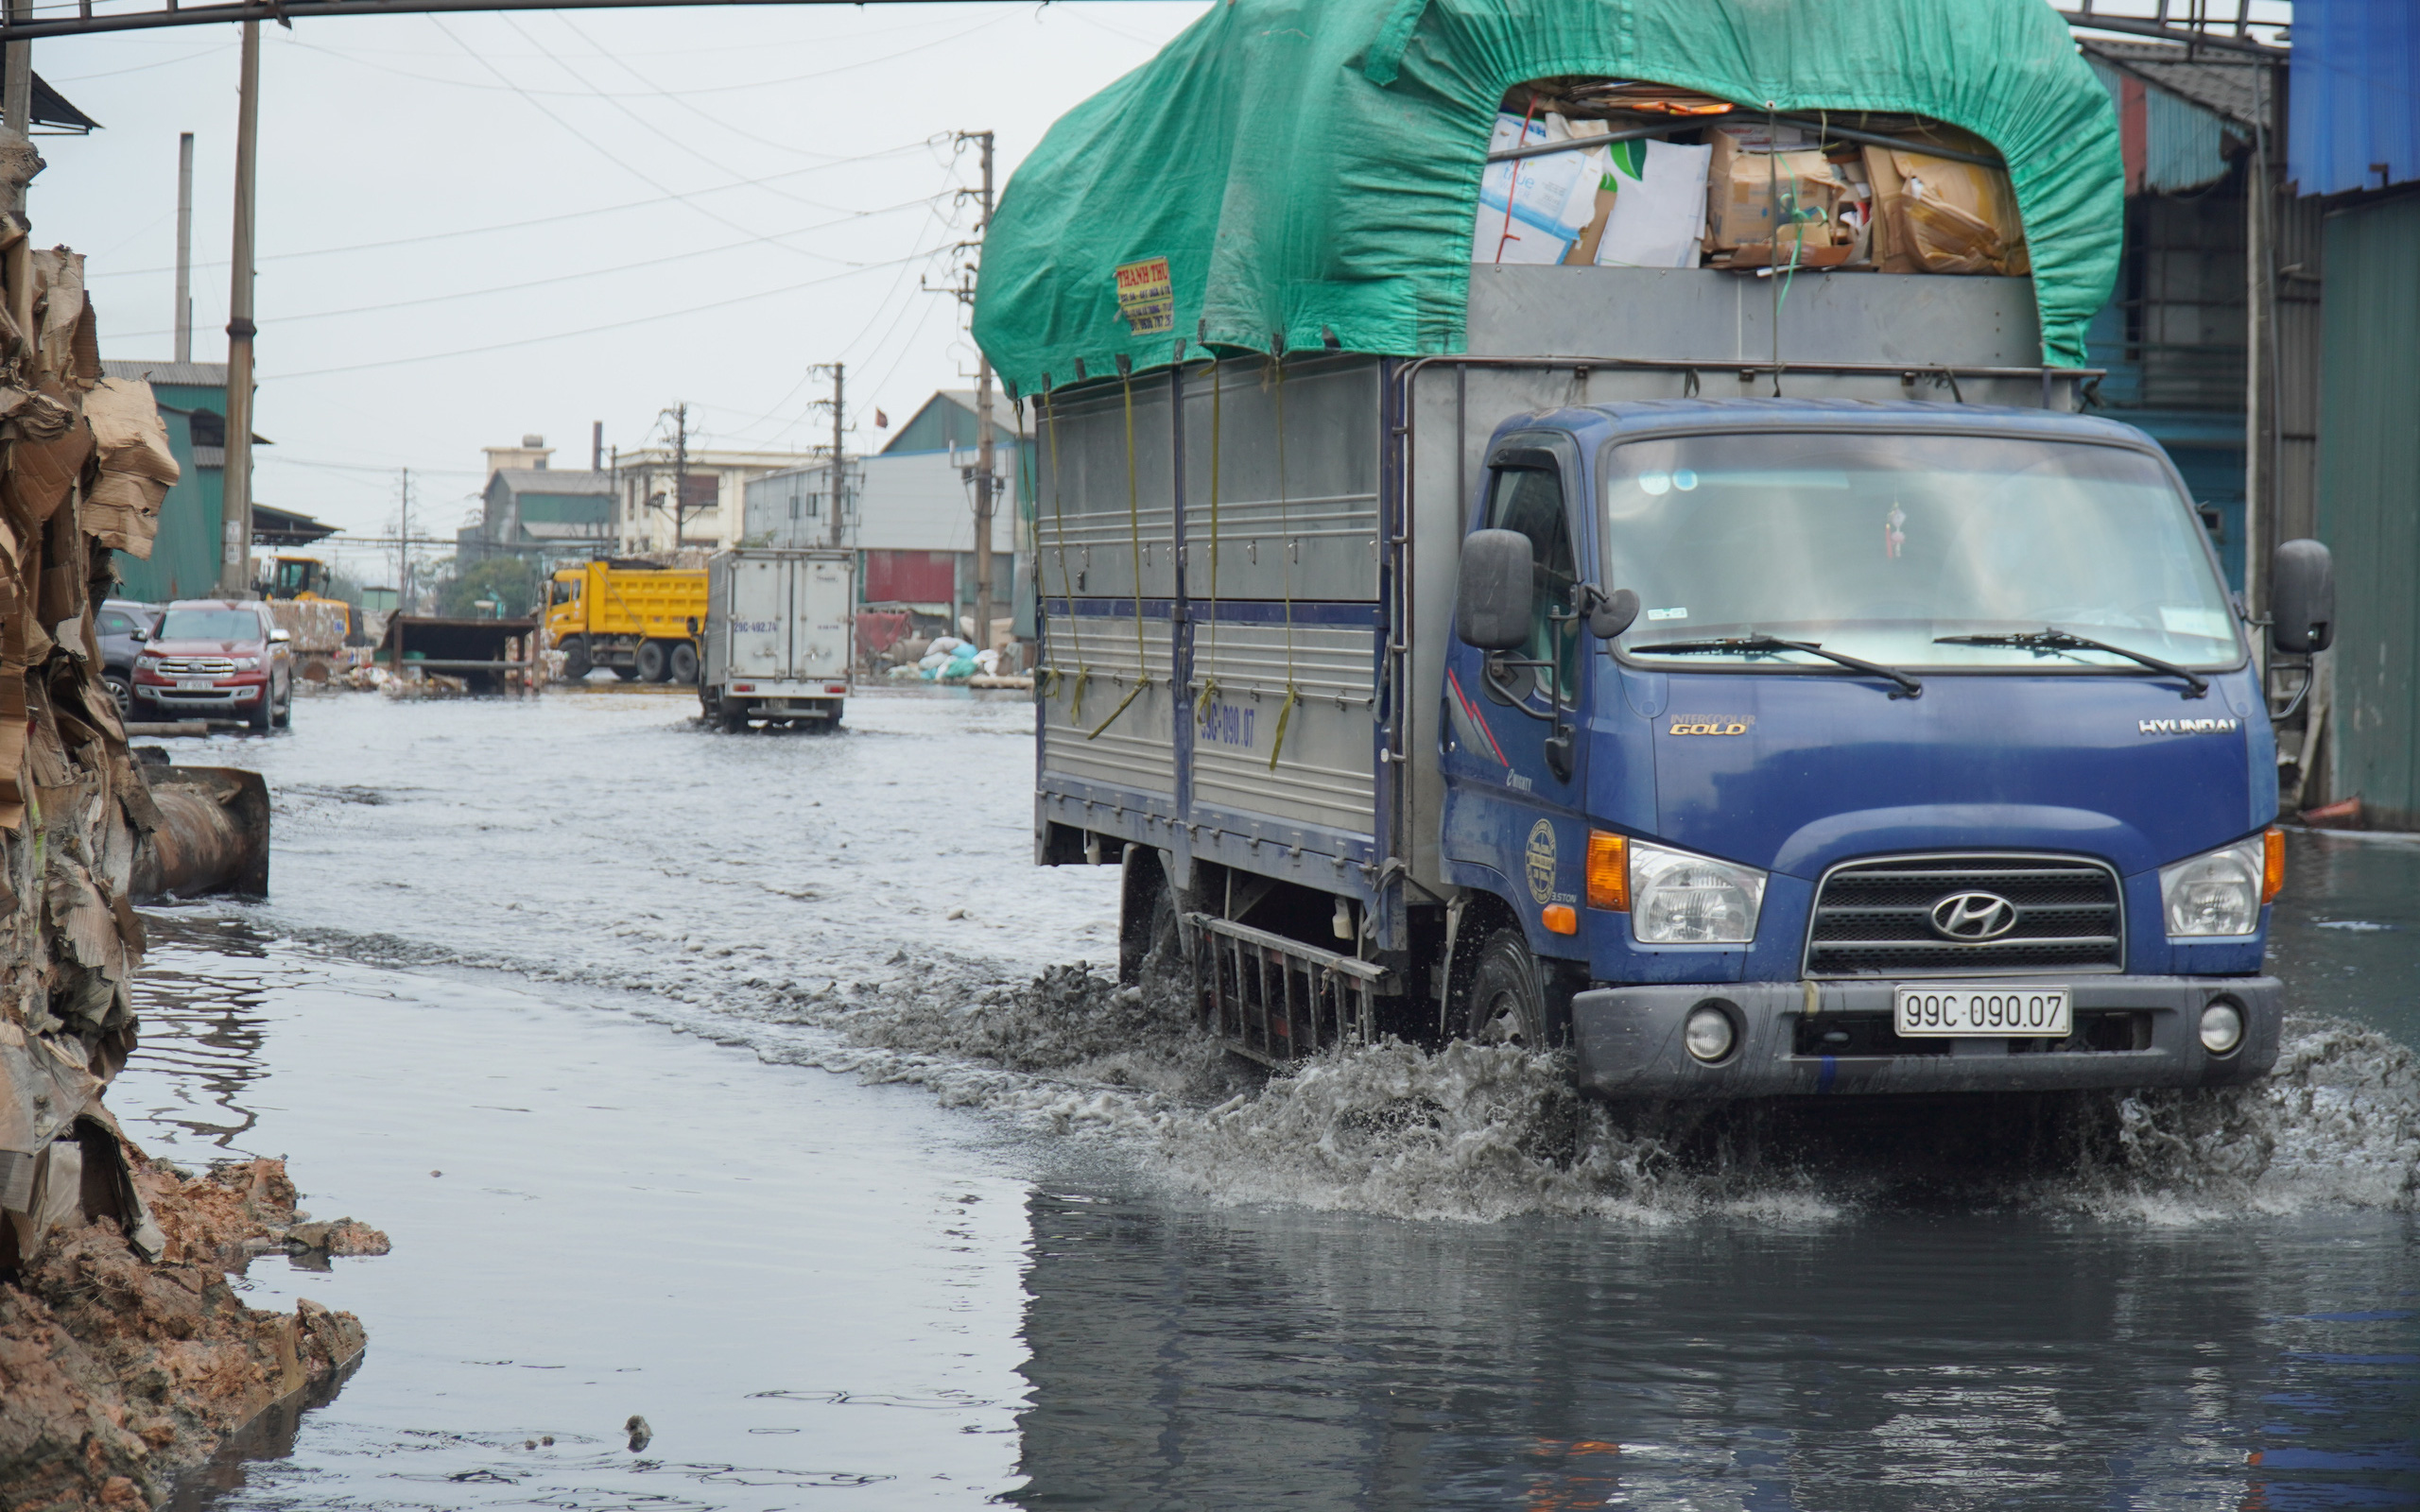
xmin=544 ymin=560 xmax=709 ymax=682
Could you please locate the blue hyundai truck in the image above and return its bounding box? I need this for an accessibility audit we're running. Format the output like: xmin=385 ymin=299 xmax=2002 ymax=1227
xmin=976 ymin=0 xmax=2335 ymax=1098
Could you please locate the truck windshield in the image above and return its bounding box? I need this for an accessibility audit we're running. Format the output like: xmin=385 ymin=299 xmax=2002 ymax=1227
xmin=1604 ymin=432 xmax=2240 ymax=672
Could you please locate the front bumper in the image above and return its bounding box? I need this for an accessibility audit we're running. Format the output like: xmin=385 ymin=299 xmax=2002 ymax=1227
xmin=133 ymin=680 xmax=262 ymax=708
xmin=1570 ymin=975 xmax=2281 ymax=1099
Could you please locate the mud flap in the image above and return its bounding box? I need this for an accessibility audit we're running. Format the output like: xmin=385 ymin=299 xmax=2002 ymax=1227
xmin=1117 ymin=845 xmax=1175 ymax=986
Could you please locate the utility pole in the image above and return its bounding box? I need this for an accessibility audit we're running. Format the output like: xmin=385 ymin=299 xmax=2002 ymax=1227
xmin=591 ymin=420 xmax=602 ymax=473
xmin=804 ymin=363 xmax=848 ymax=549
xmin=964 ymin=130 xmax=997 ymax=655
xmin=218 ymin=21 xmax=261 ymax=595
xmin=670 ymin=402 xmax=689 ymax=549
xmin=174 ymin=132 xmax=194 ymax=363
xmin=398 ymin=467 xmax=410 ymax=615
xmin=2 ymin=0 xmax=29 ymax=150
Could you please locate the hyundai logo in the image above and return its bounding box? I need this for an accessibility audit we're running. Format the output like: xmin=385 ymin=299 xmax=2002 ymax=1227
xmin=1929 ymin=891 xmax=2019 ymax=941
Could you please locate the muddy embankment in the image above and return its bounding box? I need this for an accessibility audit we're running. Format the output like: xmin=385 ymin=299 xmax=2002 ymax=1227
xmin=0 ymin=135 xmax=383 ymax=1508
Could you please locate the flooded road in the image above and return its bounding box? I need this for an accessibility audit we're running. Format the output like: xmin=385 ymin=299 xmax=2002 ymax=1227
xmin=118 ymin=688 xmax=2419 ymax=1508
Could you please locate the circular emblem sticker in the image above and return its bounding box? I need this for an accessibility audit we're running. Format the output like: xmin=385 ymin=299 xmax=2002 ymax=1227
xmin=1524 ymin=818 xmax=1557 ymax=905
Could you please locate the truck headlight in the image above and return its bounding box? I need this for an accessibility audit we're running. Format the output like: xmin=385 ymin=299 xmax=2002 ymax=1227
xmin=233 ymin=656 xmax=261 ymax=670
xmin=1630 ymin=842 xmax=1767 ymax=944
xmin=2159 ymin=835 xmax=2267 ymax=936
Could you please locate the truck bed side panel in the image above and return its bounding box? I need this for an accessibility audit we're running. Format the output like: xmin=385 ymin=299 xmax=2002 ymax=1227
xmin=1180 ymin=356 xmax=1381 ymax=604
xmin=1040 ymin=600 xmax=1177 ymax=807
xmin=1191 ymin=604 xmax=1379 ymax=841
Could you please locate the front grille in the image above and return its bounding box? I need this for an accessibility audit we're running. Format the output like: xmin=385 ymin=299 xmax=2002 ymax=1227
xmin=1805 ymin=853 xmax=2123 ymax=977
xmin=156 ymin=657 xmax=236 ymax=675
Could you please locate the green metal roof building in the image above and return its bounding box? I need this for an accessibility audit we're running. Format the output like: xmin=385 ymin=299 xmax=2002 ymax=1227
xmin=99 ymin=359 xmax=230 ymax=603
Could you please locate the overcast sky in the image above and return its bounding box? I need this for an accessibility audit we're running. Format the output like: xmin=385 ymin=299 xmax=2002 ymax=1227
xmin=30 ymin=2 xmax=1210 ymax=583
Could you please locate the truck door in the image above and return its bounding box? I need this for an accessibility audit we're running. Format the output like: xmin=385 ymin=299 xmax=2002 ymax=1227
xmin=1442 ymin=438 xmax=1591 ymax=948
xmin=792 ymin=557 xmax=852 ymax=680
xmin=729 ymin=557 xmax=786 ymax=680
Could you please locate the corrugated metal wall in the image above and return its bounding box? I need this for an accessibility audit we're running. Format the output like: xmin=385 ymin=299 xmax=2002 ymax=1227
xmin=2315 ymin=192 xmax=2420 ymax=826
xmin=109 ymin=407 xmax=216 ymax=603
xmin=2289 ymin=0 xmax=2420 ymax=197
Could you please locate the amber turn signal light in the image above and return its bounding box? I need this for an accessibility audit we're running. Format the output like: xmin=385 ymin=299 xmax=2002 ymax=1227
xmin=1542 ymin=903 xmax=1578 ymax=935
xmin=2262 ymin=825 xmax=2285 ymax=903
xmin=1586 ymin=830 xmax=1629 ymax=911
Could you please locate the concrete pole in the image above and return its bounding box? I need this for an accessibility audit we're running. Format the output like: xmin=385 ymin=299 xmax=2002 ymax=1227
xmin=398 ymin=468 xmax=409 ymax=616
xmin=175 ymin=132 xmax=194 ymax=364
xmin=827 ymin=363 xmax=846 ymax=549
xmin=219 ymin=22 xmax=260 ymax=596
xmin=671 ymin=402 xmax=688 ymax=550
xmin=971 ymin=131 xmax=996 ymax=657
xmin=2 ymin=0 xmax=33 ymax=222
xmin=2 ymin=0 xmax=28 ymax=144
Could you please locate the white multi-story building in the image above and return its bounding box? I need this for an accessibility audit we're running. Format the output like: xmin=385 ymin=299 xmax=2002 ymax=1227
xmin=613 ymin=445 xmax=819 ymax=555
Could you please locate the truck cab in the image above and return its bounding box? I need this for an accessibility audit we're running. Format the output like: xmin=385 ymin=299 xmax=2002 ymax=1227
xmin=1443 ymin=399 xmax=2329 ymax=1096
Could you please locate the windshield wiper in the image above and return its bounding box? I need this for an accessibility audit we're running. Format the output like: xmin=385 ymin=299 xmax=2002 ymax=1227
xmin=1932 ymin=627 xmax=2208 ymax=699
xmin=1633 ymin=634 xmax=1922 ymax=698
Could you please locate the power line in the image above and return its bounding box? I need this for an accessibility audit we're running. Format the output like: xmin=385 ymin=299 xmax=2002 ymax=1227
xmin=287 ymin=9 xmax=1022 ymax=102
xmin=102 ymin=191 xmax=945 ymax=338
xmin=428 ymin=14 xmax=849 ymax=253
xmin=265 ymin=249 xmax=936 ymax=381
xmin=85 ymin=136 xmax=937 ymax=280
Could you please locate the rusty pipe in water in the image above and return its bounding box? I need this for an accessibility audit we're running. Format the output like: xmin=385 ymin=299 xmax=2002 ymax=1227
xmin=131 ymin=766 xmax=271 ymax=901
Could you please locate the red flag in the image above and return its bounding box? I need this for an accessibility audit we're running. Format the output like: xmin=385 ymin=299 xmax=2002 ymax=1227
xmin=873 ymin=408 xmax=890 ymax=428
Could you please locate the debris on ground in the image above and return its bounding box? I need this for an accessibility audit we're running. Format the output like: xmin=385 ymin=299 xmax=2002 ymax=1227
xmin=0 ymin=207 xmax=381 ymax=1509
xmin=1 ymin=1156 xmax=374 ymax=1507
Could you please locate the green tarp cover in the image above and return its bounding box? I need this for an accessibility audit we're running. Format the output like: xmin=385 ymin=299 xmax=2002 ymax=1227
xmin=973 ymin=0 xmax=2121 ymax=392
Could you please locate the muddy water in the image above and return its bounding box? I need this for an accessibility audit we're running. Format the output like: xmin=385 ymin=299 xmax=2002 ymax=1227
xmin=116 ymin=689 xmax=2420 ymax=1508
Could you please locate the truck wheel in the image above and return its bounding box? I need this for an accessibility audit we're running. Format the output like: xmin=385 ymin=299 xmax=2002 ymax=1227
xmin=635 ymin=640 xmax=669 ymax=683
xmin=668 ymin=641 xmax=699 ymax=684
xmin=613 ymin=664 xmax=640 ymax=682
xmin=562 ymin=637 xmax=592 ymax=680
xmin=246 ymin=693 xmax=272 ymax=732
xmin=1461 ymin=930 xmax=1547 ymax=1048
xmin=272 ymin=680 xmax=292 ymax=729
xmin=102 ymin=672 xmax=130 ymax=716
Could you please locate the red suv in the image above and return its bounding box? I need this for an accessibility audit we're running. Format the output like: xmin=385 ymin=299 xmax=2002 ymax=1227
xmin=130 ymin=599 xmax=293 ymax=731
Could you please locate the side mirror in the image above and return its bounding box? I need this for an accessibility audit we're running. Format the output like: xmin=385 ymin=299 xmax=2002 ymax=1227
xmin=1588 ymin=587 xmax=1640 ymax=639
xmin=2271 ymin=539 xmax=2334 ymax=654
xmin=270 ymin=627 xmax=292 ymax=644
xmin=1456 ymin=529 xmax=1533 ymax=651
xmin=129 ymin=627 xmax=147 ymax=643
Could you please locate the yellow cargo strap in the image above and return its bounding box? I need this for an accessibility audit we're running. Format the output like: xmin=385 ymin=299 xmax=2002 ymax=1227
xmin=1193 ymin=350 xmax=1223 ymax=724
xmin=1038 ymin=383 xmax=1089 ymax=719
xmin=1267 ymin=340 xmax=1301 ymax=771
xmin=1085 ymin=363 xmax=1149 ymax=740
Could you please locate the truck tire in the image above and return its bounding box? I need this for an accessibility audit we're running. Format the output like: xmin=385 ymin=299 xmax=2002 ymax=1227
xmin=1461 ymin=930 xmax=1546 ymax=1048
xmin=635 ymin=640 xmax=669 ymax=683
xmin=614 ymin=664 xmax=640 ymax=681
xmin=562 ymin=637 xmax=592 ymax=680
xmin=668 ymin=641 xmax=699 ymax=684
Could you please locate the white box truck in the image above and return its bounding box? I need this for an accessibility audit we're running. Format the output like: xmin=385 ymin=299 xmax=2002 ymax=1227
xmin=700 ymin=548 xmax=855 ymax=731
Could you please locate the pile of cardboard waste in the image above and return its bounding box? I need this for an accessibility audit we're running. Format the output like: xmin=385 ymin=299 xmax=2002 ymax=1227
xmin=1474 ymin=78 xmax=2029 ymax=277
xmin=0 ymin=136 xmax=371 ymax=1502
